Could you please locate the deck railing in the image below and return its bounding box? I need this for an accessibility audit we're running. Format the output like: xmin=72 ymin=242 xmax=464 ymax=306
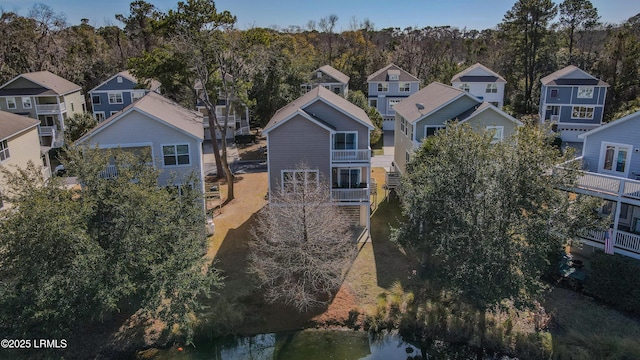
xmin=36 ymin=102 xmax=65 ymax=113
xmin=331 ymin=149 xmax=370 ymax=162
xmin=555 ymin=157 xmax=640 ymax=200
xmin=331 ymin=188 xmax=369 ymax=202
xmin=578 ymin=229 xmax=640 ymax=254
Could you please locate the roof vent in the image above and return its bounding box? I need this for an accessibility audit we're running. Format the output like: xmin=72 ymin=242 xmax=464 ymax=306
xmin=416 ymin=103 xmax=425 ymax=110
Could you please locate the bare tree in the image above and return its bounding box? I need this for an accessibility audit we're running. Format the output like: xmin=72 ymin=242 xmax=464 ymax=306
xmin=249 ymin=167 xmax=357 ymax=312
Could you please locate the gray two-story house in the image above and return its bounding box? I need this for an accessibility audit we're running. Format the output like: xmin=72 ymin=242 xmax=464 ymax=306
xmin=559 ymin=110 xmax=640 ymax=260
xmin=451 ymin=63 xmax=506 ymax=109
xmin=367 ymin=64 xmax=420 ymax=131
xmin=264 ymin=86 xmax=374 ymax=230
xmin=301 ymin=65 xmax=350 ymax=97
xmin=88 ymin=70 xmax=161 ymax=122
xmin=0 ymin=71 xmax=85 ymax=148
xmin=539 ymin=65 xmax=609 ymax=142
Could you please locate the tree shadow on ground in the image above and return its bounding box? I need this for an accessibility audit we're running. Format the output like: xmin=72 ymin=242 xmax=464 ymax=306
xmin=369 ymin=195 xmax=422 ymax=289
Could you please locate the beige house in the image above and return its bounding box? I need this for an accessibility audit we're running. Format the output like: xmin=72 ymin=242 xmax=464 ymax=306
xmin=0 ymin=71 xmax=86 ymax=148
xmin=0 ymin=110 xmax=51 ymax=209
xmin=393 ymin=82 xmax=522 ymax=174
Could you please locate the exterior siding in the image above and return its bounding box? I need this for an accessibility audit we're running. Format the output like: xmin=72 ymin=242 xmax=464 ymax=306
xmin=393 ymin=113 xmax=413 ymax=174
xmin=82 ymin=111 xmax=202 ymax=187
xmin=267 ymin=115 xmax=331 ymax=194
xmin=0 ymin=127 xmax=45 ymax=208
xmin=415 ymin=96 xmax=479 ymax=140
xmin=464 ymin=109 xmax=519 ymax=139
xmin=0 ymin=96 xmax=37 ymax=118
xmin=3 ymin=78 xmax=39 ymax=89
xmin=582 ymin=115 xmax=640 ymax=178
xmin=303 ymin=101 xmax=369 ymax=149
xmin=90 ymin=76 xmax=148 ymax=119
xmin=451 ymin=82 xmax=505 ymax=108
xmin=62 ymin=91 xmax=86 ymax=117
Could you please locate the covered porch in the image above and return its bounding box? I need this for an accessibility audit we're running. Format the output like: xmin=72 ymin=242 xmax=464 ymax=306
xmin=331 ymin=165 xmax=370 ymax=203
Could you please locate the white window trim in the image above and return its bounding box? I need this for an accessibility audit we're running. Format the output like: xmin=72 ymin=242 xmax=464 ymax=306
xmin=571 ymin=105 xmax=595 ymax=120
xmin=92 ymin=94 xmax=101 ymax=105
xmin=6 ymin=97 xmax=16 ymax=109
xmin=378 ymin=82 xmax=389 ymax=92
xmin=598 ymin=141 xmax=633 ymax=177
xmin=161 ymin=143 xmax=191 ymax=167
xmin=108 ymin=92 xmax=124 ymax=104
xmin=424 ymin=125 xmax=445 ymax=139
xmin=116 ymin=76 xmax=123 ymax=83
xmin=486 ymin=126 xmax=504 ymax=143
xmin=0 ymin=140 xmax=10 ymax=162
xmin=94 ymin=111 xmax=106 ymax=121
xmin=577 ymin=86 xmax=594 ymax=99
xmin=110 ymin=111 xmax=119 ymax=117
xmin=131 ymin=90 xmax=146 ymax=102
xmin=281 ymin=169 xmax=319 ymax=193
xmin=22 ymin=97 xmax=32 ymax=109
xmin=399 ymin=82 xmax=411 ymax=92
xmin=550 ymin=88 xmax=559 ymax=98
xmin=337 ymin=168 xmax=362 ymax=188
xmin=333 ymin=131 xmax=358 ymax=150
xmin=459 ymin=83 xmax=470 ymax=92
xmin=486 ymin=83 xmax=498 ymax=93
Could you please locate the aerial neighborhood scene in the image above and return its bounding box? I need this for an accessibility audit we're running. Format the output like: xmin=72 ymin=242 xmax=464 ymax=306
xmin=2 ymin=0 xmax=640 ymax=358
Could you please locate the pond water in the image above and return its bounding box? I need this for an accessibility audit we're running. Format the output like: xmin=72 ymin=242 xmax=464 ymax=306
xmin=148 ymin=330 xmax=424 ymax=360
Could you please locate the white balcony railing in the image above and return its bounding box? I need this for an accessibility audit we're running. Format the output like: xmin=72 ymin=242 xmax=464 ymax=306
xmin=331 ymin=188 xmax=369 ymax=202
xmin=36 ymin=102 xmax=66 ymax=113
xmin=578 ymin=229 xmax=640 ymax=255
xmin=100 ymin=165 xmax=118 ymax=179
xmin=331 ymin=149 xmax=370 ymax=162
xmin=38 ymin=125 xmax=56 ymax=137
xmin=556 ymin=158 xmax=640 ymax=201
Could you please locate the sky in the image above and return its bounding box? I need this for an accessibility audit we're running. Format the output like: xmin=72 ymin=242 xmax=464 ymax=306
xmin=2 ymin=0 xmax=638 ymax=31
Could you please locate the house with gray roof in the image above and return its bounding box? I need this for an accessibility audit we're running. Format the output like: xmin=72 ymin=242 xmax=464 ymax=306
xmin=0 ymin=110 xmax=51 ymax=208
xmin=539 ymin=65 xmax=609 ymax=142
xmin=301 ymin=65 xmax=350 ymax=97
xmin=451 ymin=63 xmax=506 ymax=109
xmin=76 ymin=92 xmax=205 ymax=192
xmin=393 ymin=82 xmax=522 ymax=174
xmin=367 ymin=64 xmax=420 ymax=130
xmin=88 ymin=70 xmax=161 ymax=122
xmin=264 ymin=86 xmax=374 ymax=230
xmin=0 ymin=71 xmax=86 ymax=148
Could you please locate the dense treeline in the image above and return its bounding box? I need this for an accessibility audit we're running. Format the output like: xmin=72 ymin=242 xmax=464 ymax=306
xmin=1 ymin=0 xmax=639 ymax=124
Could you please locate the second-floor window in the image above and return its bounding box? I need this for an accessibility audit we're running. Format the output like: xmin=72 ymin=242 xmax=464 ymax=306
xmin=601 ymin=142 xmax=632 ymax=175
xmin=425 ymin=125 xmax=445 ymax=138
xmin=22 ymin=97 xmax=32 ymax=109
xmin=550 ymin=89 xmax=559 ymax=98
xmin=162 ymin=144 xmax=190 ymax=166
xmin=334 ymin=132 xmax=357 ymax=149
xmin=0 ymin=140 xmax=9 ymax=161
xmin=486 ymin=84 xmax=498 ymax=93
xmin=369 ymin=99 xmax=377 ymax=109
xmin=6 ymin=98 xmax=16 ymax=109
xmin=377 ymin=82 xmax=388 ymax=92
xmin=399 ymin=82 xmax=411 ymax=92
xmin=389 ymin=99 xmax=401 ymax=113
xmin=92 ymin=95 xmax=101 ymax=104
xmin=486 ymin=126 xmax=504 ymax=143
xmin=95 ymin=112 xmax=105 ymax=122
xmin=282 ymin=170 xmax=318 ymax=193
xmin=108 ymin=92 xmax=123 ymax=104
xmin=577 ymin=86 xmax=594 ymax=99
xmin=571 ymin=106 xmax=594 ymax=119
xmin=459 ymin=83 xmax=470 ymax=92
xmin=131 ymin=91 xmax=145 ymax=102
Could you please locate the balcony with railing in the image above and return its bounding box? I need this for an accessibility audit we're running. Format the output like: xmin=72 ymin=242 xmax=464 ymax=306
xmin=555 ymin=157 xmax=640 ymax=201
xmin=579 ymin=228 xmax=640 ymax=258
xmin=36 ymin=102 xmax=66 ymax=114
xmin=331 ymin=149 xmax=371 ymax=163
xmin=331 ymin=187 xmax=370 ymax=202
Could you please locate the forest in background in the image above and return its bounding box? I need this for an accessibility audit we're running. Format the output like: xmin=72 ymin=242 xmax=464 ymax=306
xmin=1 ymin=0 xmax=639 ymax=126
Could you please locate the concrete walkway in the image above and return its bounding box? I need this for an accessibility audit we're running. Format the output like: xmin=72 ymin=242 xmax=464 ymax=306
xmin=371 ymin=130 xmax=394 ymax=171
xmin=203 ymin=140 xmax=239 ymax=177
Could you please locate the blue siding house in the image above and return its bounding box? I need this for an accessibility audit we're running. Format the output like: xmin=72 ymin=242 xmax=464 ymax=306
xmin=539 ymin=65 xmax=608 ymax=142
xmin=558 ymin=110 xmax=640 ymax=259
xmin=88 ymin=71 xmax=161 ymax=122
xmin=367 ymin=64 xmax=420 ymax=131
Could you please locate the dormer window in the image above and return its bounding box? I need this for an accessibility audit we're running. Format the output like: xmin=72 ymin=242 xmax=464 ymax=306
xmin=389 ymin=74 xmax=399 ymax=81
xmin=577 ymin=86 xmax=594 ymax=99
xmin=116 ymin=76 xmax=123 ymax=83
xmin=317 ymin=71 xmax=322 ymax=78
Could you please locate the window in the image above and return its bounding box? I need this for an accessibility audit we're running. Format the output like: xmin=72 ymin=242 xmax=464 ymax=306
xmin=399 ymin=82 xmax=411 ymax=92
xmin=369 ymin=99 xmax=377 ymax=109
xmin=317 ymin=71 xmax=322 ymax=78
xmin=282 ymin=170 xmax=318 ymax=193
xmin=0 ymin=140 xmax=9 ymax=161
xmin=400 ymin=117 xmax=405 ymax=134
xmin=333 ymin=87 xmax=340 ymax=94
xmin=600 ymin=142 xmax=632 ymax=175
xmin=22 ymin=97 xmax=32 ymax=109
xmin=406 ymin=151 xmax=411 ymax=164
xmin=424 ymin=125 xmax=445 ymax=138
xmin=486 ymin=126 xmax=504 ymax=143
xmin=389 ymin=99 xmax=401 ymax=114
xmin=334 ymin=132 xmax=357 ymax=150
xmin=338 ymin=168 xmax=361 ymax=188
xmin=486 ymin=84 xmax=498 ymax=93
xmin=577 ymin=86 xmax=594 ymax=99
xmin=6 ymin=97 xmax=16 ymax=109
xmin=110 ymin=111 xmax=119 ymax=117
xmin=116 ymin=76 xmax=123 ymax=83
xmin=550 ymin=89 xmax=558 ymax=98
xmin=163 ymin=144 xmax=190 ymax=166
xmin=547 ymin=105 xmax=560 ymax=115
xmin=571 ymin=106 xmax=594 ymax=119
xmin=70 ymin=102 xmax=74 ymax=112
xmin=40 ymin=115 xmax=55 ymax=127
xmin=490 ymin=102 xmax=499 ymax=107
xmin=108 ymin=92 xmax=123 ymax=104
xmin=92 ymin=95 xmax=101 ymax=104
xmin=459 ymin=83 xmax=470 ymax=92
xmin=377 ymin=82 xmax=388 ymax=92
xmin=300 ymin=84 xmax=313 ymax=93
xmin=95 ymin=112 xmax=105 ymax=122
xmin=389 ymin=74 xmax=399 ymax=81
xmin=131 ymin=91 xmax=145 ymax=102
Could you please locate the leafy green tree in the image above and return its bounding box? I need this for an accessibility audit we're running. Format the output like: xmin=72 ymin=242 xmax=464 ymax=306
xmin=500 ymin=0 xmax=557 ymax=113
xmin=64 ymin=112 xmax=97 ymax=142
xmin=0 ymin=148 xmax=221 ymax=342
xmin=393 ymin=124 xmax=599 ymax=352
xmin=558 ymin=0 xmax=601 ymax=65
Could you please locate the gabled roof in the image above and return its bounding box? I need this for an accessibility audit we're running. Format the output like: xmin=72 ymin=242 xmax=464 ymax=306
xmin=0 ymin=111 xmax=39 ymax=141
xmin=541 ymin=65 xmax=609 ymax=87
xmin=89 ymin=70 xmax=161 ymax=94
xmin=394 ymin=82 xmax=479 ymax=123
xmin=264 ymin=86 xmax=372 ymax=133
xmin=76 ymin=92 xmax=203 ymax=144
xmin=578 ymin=110 xmax=640 ymax=139
xmin=451 ymin=63 xmax=506 ymax=83
xmin=367 ymin=63 xmax=419 ymax=83
xmin=457 ymin=102 xmax=523 ymax=126
xmin=316 ymin=65 xmax=350 ymax=84
xmin=0 ymin=71 xmax=81 ymax=96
